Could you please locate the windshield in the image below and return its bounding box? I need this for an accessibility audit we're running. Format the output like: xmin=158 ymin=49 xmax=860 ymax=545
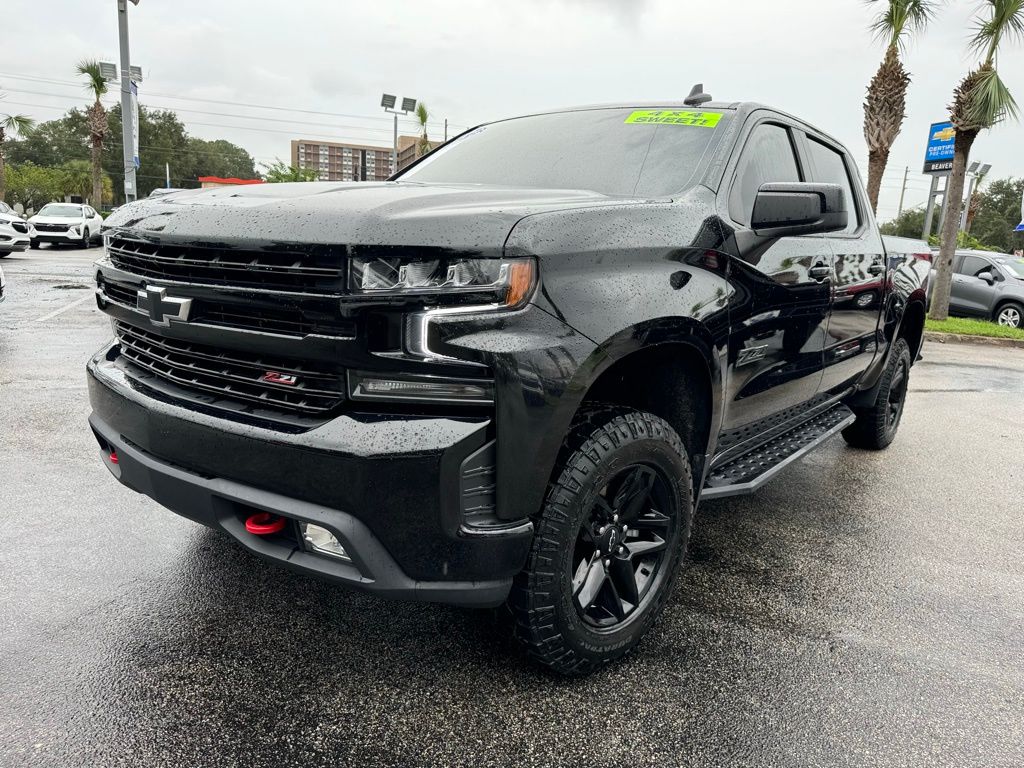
xmin=397 ymin=107 xmax=732 ymax=197
xmin=38 ymin=204 xmax=83 ymax=218
xmin=999 ymin=259 xmax=1024 ymax=279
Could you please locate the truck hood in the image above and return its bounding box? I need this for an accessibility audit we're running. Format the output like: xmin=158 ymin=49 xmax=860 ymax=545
xmin=103 ymin=181 xmax=653 ymax=252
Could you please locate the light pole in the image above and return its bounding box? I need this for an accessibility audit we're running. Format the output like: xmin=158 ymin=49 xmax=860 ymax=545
xmin=117 ymin=0 xmax=141 ymax=201
xmin=960 ymin=162 xmax=991 ymax=234
xmin=381 ymin=94 xmax=417 ymax=175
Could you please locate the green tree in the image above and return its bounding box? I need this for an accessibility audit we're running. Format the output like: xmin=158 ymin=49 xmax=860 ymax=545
xmin=863 ymin=0 xmax=940 ymax=212
xmin=970 ymin=177 xmax=1024 ymax=252
xmin=931 ymin=0 xmax=1024 ymax=321
xmin=1 ymin=112 xmax=35 ymax=202
xmin=262 ymin=159 xmax=319 ymax=183
xmin=5 ymin=109 xmax=90 ymax=168
xmin=5 ymin=163 xmax=64 ymax=211
xmin=59 ymin=159 xmax=94 ymax=201
xmin=76 ymin=59 xmax=109 ymax=206
xmin=415 ymin=102 xmax=432 ymax=157
xmin=879 ymin=206 xmax=929 ymax=237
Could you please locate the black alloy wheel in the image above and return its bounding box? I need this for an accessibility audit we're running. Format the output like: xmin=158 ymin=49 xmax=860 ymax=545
xmin=571 ymin=464 xmax=677 ymax=630
xmin=509 ymin=407 xmax=693 ymax=675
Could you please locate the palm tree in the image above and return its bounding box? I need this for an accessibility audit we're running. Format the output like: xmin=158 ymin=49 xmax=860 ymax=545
xmin=862 ymin=0 xmax=940 ymax=213
xmin=0 ymin=112 xmax=35 ymax=202
xmin=930 ymin=0 xmax=1024 ymax=321
xmin=415 ymin=102 xmax=432 ymax=158
xmin=76 ymin=59 xmax=109 ymax=207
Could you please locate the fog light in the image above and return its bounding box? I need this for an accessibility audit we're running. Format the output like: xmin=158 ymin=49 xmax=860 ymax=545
xmin=300 ymin=522 xmax=351 ymax=562
xmin=349 ymin=372 xmax=493 ymax=404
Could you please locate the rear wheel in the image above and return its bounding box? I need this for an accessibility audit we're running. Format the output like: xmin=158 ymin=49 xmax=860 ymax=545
xmin=843 ymin=337 xmax=911 ymax=450
xmin=995 ymin=302 xmax=1024 ymax=328
xmin=508 ymin=407 xmax=693 ymax=675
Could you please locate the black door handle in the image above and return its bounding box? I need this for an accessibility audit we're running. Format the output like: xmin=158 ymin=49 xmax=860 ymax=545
xmin=809 ymin=264 xmax=831 ymax=281
xmin=868 ymin=262 xmax=885 ymax=275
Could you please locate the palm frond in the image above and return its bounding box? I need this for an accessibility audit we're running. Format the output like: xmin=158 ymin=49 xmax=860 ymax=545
xmin=0 ymin=113 xmax=35 ymax=136
xmin=76 ymin=58 xmax=108 ymax=99
xmin=867 ymin=0 xmax=942 ymax=50
xmin=968 ymin=0 xmax=1024 ymax=60
xmin=415 ymin=102 xmax=429 ymax=130
xmin=965 ymin=65 xmax=1019 ymax=127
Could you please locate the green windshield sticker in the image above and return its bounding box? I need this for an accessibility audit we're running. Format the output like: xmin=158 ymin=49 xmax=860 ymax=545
xmin=624 ymin=110 xmax=722 ymax=127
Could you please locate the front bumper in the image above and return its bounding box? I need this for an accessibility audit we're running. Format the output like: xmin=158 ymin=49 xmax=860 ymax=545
xmin=33 ymin=232 xmax=79 ymax=243
xmin=87 ymin=345 xmax=534 ymax=607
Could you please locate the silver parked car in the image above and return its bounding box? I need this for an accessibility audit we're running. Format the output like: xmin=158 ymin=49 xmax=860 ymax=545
xmin=944 ymin=249 xmax=1024 ymax=327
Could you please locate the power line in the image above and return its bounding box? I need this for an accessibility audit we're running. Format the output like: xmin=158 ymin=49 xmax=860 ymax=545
xmin=0 ymin=71 xmax=467 ymax=131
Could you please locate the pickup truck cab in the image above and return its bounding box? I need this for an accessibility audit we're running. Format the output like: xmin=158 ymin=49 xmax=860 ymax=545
xmin=88 ymin=91 xmax=928 ymax=674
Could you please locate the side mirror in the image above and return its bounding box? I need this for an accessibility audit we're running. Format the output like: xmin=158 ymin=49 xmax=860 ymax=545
xmin=977 ymin=271 xmax=995 ymax=285
xmin=751 ymin=182 xmax=848 ymax=238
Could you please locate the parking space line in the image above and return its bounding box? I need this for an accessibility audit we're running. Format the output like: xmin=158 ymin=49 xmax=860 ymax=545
xmin=33 ymin=293 xmax=96 ymax=323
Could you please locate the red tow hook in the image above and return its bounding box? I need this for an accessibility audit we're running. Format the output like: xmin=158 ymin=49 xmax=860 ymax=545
xmin=244 ymin=511 xmax=287 ymax=536
xmin=108 ymin=450 xmax=119 ymax=465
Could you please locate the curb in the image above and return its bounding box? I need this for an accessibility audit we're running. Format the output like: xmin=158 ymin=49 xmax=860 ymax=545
xmin=924 ymin=331 xmax=1024 ymax=350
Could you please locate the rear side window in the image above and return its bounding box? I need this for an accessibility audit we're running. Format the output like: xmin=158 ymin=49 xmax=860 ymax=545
xmin=728 ymin=124 xmax=800 ymax=226
xmin=806 ymin=138 xmax=859 ymax=234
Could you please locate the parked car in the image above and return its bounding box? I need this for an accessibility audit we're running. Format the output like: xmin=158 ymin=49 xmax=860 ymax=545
xmin=0 ymin=201 xmax=34 ymax=256
xmin=88 ymin=94 xmax=929 ymax=674
xmin=28 ymin=203 xmax=104 ymax=249
xmin=941 ymin=249 xmax=1024 ymax=327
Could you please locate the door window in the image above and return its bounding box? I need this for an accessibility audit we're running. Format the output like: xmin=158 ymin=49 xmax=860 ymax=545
xmin=957 ymin=255 xmax=992 ymax=278
xmin=728 ymin=124 xmax=800 ymax=226
xmin=805 ymin=138 xmax=859 ymax=234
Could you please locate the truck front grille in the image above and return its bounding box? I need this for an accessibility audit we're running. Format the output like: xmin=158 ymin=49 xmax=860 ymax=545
xmin=100 ymin=277 xmax=355 ymax=338
xmin=115 ymin=321 xmax=346 ymax=416
xmin=107 ymin=237 xmax=345 ymax=294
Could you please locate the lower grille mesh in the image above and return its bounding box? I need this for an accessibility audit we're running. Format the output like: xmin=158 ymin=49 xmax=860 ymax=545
xmin=115 ymin=321 xmax=346 ymax=416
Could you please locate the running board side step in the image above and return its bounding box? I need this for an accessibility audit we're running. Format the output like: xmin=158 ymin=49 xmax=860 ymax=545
xmin=702 ymin=405 xmax=856 ymax=500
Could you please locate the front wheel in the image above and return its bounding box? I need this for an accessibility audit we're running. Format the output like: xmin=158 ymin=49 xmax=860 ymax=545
xmin=995 ymin=303 xmax=1024 ymax=329
xmin=80 ymin=230 xmax=91 ymax=249
xmin=508 ymin=407 xmax=693 ymax=675
xmin=843 ymin=337 xmax=911 ymax=450
xmin=30 ymin=240 xmax=39 ymax=250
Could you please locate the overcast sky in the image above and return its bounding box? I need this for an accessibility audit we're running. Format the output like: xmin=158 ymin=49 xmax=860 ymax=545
xmin=3 ymin=0 xmax=1023 ymax=222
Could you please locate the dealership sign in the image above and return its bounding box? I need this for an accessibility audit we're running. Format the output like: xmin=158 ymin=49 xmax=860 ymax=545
xmin=923 ymin=121 xmax=956 ymax=174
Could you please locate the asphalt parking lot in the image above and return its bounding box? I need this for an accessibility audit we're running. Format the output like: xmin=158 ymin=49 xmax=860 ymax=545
xmin=1 ymin=246 xmax=1022 ymax=768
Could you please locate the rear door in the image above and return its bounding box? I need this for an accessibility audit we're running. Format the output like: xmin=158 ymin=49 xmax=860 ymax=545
xmin=719 ymin=119 xmax=833 ymax=432
xmin=801 ymin=134 xmax=885 ymax=395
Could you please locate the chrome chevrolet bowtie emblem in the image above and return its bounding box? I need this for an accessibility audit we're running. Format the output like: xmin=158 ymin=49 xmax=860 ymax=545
xmin=137 ymin=285 xmax=192 ymax=327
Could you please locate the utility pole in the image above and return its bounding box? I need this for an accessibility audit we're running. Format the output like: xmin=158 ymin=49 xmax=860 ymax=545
xmin=922 ymin=174 xmax=940 ymax=240
xmin=117 ymin=0 xmax=140 ymax=202
xmin=444 ymin=118 xmax=448 ymax=142
xmin=896 ymin=166 xmax=909 ymax=217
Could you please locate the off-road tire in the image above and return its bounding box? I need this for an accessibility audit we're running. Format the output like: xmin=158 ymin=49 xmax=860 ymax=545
xmin=843 ymin=337 xmax=911 ymax=450
xmin=508 ymin=406 xmax=694 ymax=676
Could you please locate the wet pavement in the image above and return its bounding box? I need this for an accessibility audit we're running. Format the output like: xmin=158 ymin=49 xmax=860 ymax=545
xmin=1 ymin=247 xmax=1022 ymax=767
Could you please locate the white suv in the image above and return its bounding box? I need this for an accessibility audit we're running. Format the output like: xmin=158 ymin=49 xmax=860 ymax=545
xmin=0 ymin=201 xmax=34 ymax=256
xmin=28 ymin=203 xmax=104 ymax=249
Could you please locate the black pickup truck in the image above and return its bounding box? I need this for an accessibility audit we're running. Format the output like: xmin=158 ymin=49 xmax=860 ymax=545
xmin=88 ymin=90 xmax=928 ymax=675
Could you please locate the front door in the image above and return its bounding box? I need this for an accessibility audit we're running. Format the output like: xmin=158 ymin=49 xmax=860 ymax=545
xmin=720 ymin=121 xmax=832 ymax=433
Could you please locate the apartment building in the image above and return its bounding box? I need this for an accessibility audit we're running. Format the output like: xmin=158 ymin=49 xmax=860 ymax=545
xmin=396 ymin=134 xmax=442 ymax=172
xmin=290 ymin=139 xmax=394 ymax=182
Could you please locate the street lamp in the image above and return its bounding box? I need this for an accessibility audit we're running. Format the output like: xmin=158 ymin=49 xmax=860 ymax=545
xmin=381 ymin=93 xmax=417 ymax=175
xmin=961 ymin=161 xmax=992 ymax=233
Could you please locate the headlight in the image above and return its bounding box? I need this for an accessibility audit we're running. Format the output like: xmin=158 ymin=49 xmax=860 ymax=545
xmin=349 ymin=256 xmax=535 ymax=307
